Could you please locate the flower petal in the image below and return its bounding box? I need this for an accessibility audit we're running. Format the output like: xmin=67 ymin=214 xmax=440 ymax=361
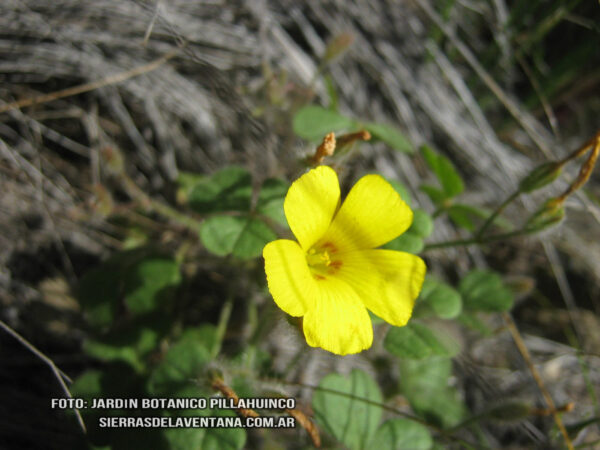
xmin=284 ymin=166 xmax=340 ymax=250
xmin=335 ymin=249 xmax=426 ymax=327
xmin=319 ymin=174 xmax=412 ymax=251
xmin=303 ymin=277 xmax=373 ymax=355
xmin=263 ymin=239 xmax=317 ymax=316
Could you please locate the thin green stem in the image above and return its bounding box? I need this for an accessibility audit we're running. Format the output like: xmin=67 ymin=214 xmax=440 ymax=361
xmin=424 ymin=228 xmax=531 ymax=251
xmin=447 ymin=412 xmax=490 ymax=432
xmin=121 ymin=174 xmax=202 ymax=231
xmin=258 ymin=376 xmax=482 ymax=449
xmin=476 ymin=190 xmax=520 ymax=239
xmin=211 ymin=295 xmax=234 ymax=359
xmin=425 ymin=191 xmax=524 ymax=251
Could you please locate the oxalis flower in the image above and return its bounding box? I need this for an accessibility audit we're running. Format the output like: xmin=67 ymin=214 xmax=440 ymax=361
xmin=263 ymin=165 xmax=426 ymax=355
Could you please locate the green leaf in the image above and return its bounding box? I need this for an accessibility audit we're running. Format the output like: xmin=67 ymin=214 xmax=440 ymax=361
xmin=162 ymin=408 xmax=246 ymax=450
xmin=159 ymin=382 xmax=246 ymax=450
xmin=70 ymin=370 xmax=103 ymax=399
xmin=417 ymin=277 xmax=462 ymax=319
xmin=256 ymin=178 xmax=289 ymax=227
xmin=383 ymin=210 xmax=432 ymax=254
xmin=324 ymin=74 xmax=339 ymax=111
xmin=421 ymin=145 xmax=464 ymax=197
xmin=447 ymin=204 xmax=478 ymax=231
xmin=161 ymin=397 xmax=245 ymax=450
xmin=420 ymin=184 xmax=447 ymax=205
xmin=72 ymin=364 xmax=145 ymax=401
xmin=411 ymin=209 xmax=434 ymax=238
xmin=199 ymin=215 xmax=276 ymax=259
xmin=195 ymin=412 xmax=246 ymax=450
xmin=188 ymin=166 xmax=252 ymax=214
xmin=177 ymin=172 xmax=209 ymax=193
xmin=77 ymin=264 xmax=121 ymax=328
xmin=457 ymin=312 xmax=492 ymax=336
xmin=448 ymin=204 xmax=512 ymax=232
xmin=71 ymin=365 xmax=150 ymax=447
xmin=364 ymin=122 xmax=414 ymax=153
xmin=413 ymin=387 xmax=465 ymax=429
xmin=369 ymin=419 xmax=433 ymax=450
xmin=312 ymin=369 xmax=383 ymax=450
xmin=84 ymin=325 xmax=160 ymax=372
xmin=293 ymin=105 xmax=354 ymax=141
xmin=399 ymin=358 xmax=465 ymax=429
xmin=124 ymin=258 xmax=181 ymax=315
xmin=77 ymin=249 xmax=181 ymax=328
xmin=387 ymin=179 xmax=412 ymax=207
xmin=459 ymin=270 xmax=514 ymax=312
xmin=383 ymin=232 xmax=423 ymax=254
xmin=384 ymin=322 xmax=453 ymax=359
xmin=147 ymin=327 xmax=216 ymax=395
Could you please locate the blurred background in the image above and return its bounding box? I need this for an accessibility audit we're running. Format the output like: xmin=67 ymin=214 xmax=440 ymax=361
xmin=1 ymin=1 xmax=599 ymax=448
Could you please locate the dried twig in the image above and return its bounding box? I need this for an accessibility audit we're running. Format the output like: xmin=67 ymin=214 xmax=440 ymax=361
xmin=285 ymin=406 xmax=321 ymax=448
xmin=503 ymin=313 xmax=573 ymax=450
xmin=210 ymin=377 xmax=259 ymax=418
xmin=415 ymin=0 xmax=554 ymax=157
xmin=0 ymin=320 xmax=86 ymax=434
xmin=308 ymin=132 xmax=336 ymax=166
xmin=0 ymin=48 xmax=181 ymax=114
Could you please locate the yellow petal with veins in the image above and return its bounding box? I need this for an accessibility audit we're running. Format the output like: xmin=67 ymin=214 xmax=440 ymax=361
xmin=263 ymin=239 xmax=317 ymax=316
xmin=334 ymin=249 xmax=426 ymax=327
xmin=319 ymin=174 xmax=412 ymax=252
xmin=284 ymin=165 xmax=340 ymax=251
xmin=303 ymin=276 xmax=373 ymax=355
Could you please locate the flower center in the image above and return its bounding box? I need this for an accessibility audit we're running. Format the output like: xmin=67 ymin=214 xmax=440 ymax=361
xmin=306 ymin=242 xmax=343 ymax=279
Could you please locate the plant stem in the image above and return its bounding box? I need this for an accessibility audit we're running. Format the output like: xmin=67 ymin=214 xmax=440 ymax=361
xmin=121 ymin=174 xmax=202 ymax=231
xmin=0 ymin=48 xmax=181 ymax=114
xmin=503 ymin=313 xmax=573 ymax=450
xmin=259 ymin=375 xmax=482 ymax=449
xmin=424 ymin=228 xmax=530 ymax=251
xmin=476 ymin=190 xmax=520 ymax=239
xmin=0 ymin=320 xmax=87 ymax=434
xmin=212 ymin=295 xmax=234 ymax=359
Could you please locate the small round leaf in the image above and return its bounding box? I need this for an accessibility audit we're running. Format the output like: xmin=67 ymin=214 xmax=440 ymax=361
xmin=293 ymin=106 xmax=354 ymax=141
xmin=365 ymin=122 xmax=414 ymax=153
xmin=199 ymin=216 xmax=276 ymax=259
xmin=312 ymin=369 xmax=383 ymax=449
xmin=459 ymin=270 xmax=514 ymax=312
xmin=369 ymin=419 xmax=433 ymax=450
xmin=384 ymin=323 xmax=453 ymax=359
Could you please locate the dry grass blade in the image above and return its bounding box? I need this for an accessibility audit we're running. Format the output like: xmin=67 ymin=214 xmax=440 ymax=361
xmin=503 ymin=313 xmax=573 ymax=450
xmin=414 ymin=0 xmax=554 ymax=158
xmin=0 ymin=320 xmax=86 ymax=434
xmin=285 ymin=406 xmax=321 ymax=447
xmin=210 ymin=377 xmax=259 ymax=418
xmin=0 ymin=48 xmax=181 ymax=114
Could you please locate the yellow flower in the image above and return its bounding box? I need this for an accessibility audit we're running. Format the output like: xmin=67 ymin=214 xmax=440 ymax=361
xmin=263 ymin=166 xmax=426 ymax=355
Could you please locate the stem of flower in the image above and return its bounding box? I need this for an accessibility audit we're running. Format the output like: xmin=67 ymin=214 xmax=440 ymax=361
xmin=120 ymin=173 xmax=202 ymax=231
xmin=423 ymin=228 xmax=532 ymax=251
xmin=475 ymin=190 xmax=520 ymax=239
xmin=211 ymin=294 xmax=234 ymax=359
